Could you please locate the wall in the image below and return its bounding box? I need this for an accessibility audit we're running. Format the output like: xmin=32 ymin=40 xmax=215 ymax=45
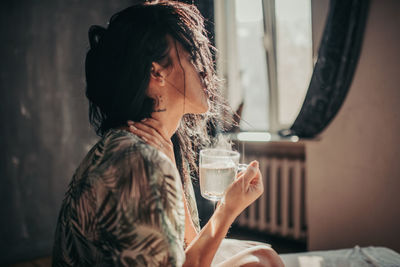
xmin=0 ymin=0 xmax=133 ymax=264
xmin=0 ymin=1 xmax=215 ymax=264
xmin=307 ymin=0 xmax=400 ymax=252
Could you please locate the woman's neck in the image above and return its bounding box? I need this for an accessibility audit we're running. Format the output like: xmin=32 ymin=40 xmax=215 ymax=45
xmin=151 ymin=110 xmax=183 ymax=139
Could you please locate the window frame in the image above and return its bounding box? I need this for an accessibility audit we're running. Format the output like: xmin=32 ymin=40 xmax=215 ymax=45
xmin=214 ymin=0 xmax=312 ymax=133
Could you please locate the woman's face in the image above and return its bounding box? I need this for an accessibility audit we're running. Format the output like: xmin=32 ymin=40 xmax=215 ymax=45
xmin=162 ymin=36 xmax=209 ymax=115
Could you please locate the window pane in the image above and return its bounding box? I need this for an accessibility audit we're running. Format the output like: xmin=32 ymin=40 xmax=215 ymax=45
xmin=275 ymin=0 xmax=313 ymax=126
xmin=235 ymin=0 xmax=269 ymax=131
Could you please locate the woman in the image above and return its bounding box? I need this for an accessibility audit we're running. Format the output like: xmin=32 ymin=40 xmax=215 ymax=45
xmin=52 ymin=1 xmax=284 ymax=266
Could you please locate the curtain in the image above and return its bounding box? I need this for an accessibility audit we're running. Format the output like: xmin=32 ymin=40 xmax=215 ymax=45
xmin=280 ymin=0 xmax=370 ymax=138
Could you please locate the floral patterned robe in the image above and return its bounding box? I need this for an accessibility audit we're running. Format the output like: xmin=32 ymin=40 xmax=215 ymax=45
xmin=52 ymin=129 xmax=200 ymax=266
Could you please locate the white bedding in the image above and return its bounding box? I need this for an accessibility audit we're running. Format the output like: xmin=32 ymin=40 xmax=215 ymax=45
xmin=212 ymin=239 xmax=400 ymax=267
xmin=280 ymin=246 xmax=400 ymax=267
xmin=211 ymin=238 xmax=274 ymax=266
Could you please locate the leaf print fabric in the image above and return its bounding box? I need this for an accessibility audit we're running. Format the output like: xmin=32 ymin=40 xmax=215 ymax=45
xmin=52 ymin=129 xmax=187 ymax=266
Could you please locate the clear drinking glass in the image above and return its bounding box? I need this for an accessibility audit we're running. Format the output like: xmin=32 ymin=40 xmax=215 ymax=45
xmin=199 ymin=148 xmax=248 ymax=202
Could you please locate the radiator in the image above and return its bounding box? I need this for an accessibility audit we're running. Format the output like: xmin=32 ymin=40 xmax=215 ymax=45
xmin=235 ymin=156 xmax=307 ymax=241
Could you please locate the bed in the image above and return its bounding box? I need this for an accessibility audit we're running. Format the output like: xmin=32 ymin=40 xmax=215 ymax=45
xmin=280 ymin=246 xmax=400 ymax=267
xmin=211 ymin=239 xmax=400 ymax=267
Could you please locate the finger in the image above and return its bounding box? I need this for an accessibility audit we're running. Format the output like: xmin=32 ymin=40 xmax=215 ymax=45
xmin=142 ymin=138 xmax=160 ymax=150
xmin=139 ymin=118 xmax=170 ymax=142
xmin=130 ymin=125 xmax=173 ymax=156
xmin=129 ymin=124 xmax=164 ymax=147
xmin=131 ymin=122 xmax=165 ymax=142
xmin=237 ymin=169 xmax=246 ymax=176
xmin=236 ymin=170 xmax=245 ymax=180
xmin=127 ymin=119 xmax=171 ymax=145
xmin=242 ymin=161 xmax=259 ymax=184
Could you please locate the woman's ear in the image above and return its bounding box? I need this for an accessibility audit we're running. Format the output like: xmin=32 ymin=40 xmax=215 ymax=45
xmin=150 ymin=62 xmax=166 ymax=87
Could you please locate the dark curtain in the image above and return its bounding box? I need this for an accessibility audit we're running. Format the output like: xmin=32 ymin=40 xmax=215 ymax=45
xmin=280 ymin=0 xmax=370 ymax=138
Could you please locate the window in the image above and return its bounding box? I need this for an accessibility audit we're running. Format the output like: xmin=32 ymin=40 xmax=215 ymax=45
xmin=214 ymin=0 xmax=313 ymax=132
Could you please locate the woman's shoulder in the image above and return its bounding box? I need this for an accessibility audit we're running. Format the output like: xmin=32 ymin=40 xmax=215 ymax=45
xmin=100 ymin=128 xmax=150 ymax=158
xmin=102 ymin=128 xmax=142 ymax=151
xmin=97 ymin=129 xmax=182 ymax=203
xmin=101 ymin=129 xmax=178 ymax=176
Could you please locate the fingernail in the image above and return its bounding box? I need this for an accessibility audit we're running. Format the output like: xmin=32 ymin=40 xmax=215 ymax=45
xmin=142 ymin=136 xmax=148 ymax=141
xmin=129 ymin=125 xmax=137 ymax=131
xmin=127 ymin=120 xmax=134 ymax=125
xmin=141 ymin=118 xmax=147 ymax=122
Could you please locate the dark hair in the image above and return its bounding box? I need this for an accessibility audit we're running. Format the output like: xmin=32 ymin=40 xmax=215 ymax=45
xmin=85 ymin=1 xmax=231 ymax=182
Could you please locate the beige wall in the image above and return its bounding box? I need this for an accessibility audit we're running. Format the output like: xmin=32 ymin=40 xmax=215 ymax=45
xmin=307 ymin=0 xmax=400 ymax=252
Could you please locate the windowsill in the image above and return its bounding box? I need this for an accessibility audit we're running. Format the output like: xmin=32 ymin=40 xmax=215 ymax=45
xmin=225 ymin=131 xmax=307 ymax=143
xmin=224 ymin=132 xmax=311 ymax=158
xmin=224 ymin=131 xmax=320 ymax=143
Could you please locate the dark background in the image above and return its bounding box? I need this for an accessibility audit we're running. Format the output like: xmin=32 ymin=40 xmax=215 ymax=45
xmin=0 ymin=0 xmax=213 ymax=264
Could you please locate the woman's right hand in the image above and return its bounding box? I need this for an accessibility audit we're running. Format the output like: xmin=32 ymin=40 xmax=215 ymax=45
xmin=221 ymin=161 xmax=264 ymax=217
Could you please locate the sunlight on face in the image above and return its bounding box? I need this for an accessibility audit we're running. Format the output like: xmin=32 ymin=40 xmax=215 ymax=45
xmin=166 ymin=35 xmax=209 ymax=115
xmin=176 ymin=43 xmax=209 ymax=114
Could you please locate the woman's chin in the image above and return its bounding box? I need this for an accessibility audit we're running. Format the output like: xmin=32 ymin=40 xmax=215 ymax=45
xmin=198 ymin=99 xmax=209 ymax=114
xmin=185 ymin=101 xmax=209 ymax=115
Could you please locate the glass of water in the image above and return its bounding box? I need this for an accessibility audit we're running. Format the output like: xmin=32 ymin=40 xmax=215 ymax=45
xmin=199 ymin=148 xmax=247 ymax=202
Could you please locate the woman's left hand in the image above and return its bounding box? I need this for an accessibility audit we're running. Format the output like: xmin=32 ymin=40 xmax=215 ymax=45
xmin=127 ymin=119 xmax=176 ymax=164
